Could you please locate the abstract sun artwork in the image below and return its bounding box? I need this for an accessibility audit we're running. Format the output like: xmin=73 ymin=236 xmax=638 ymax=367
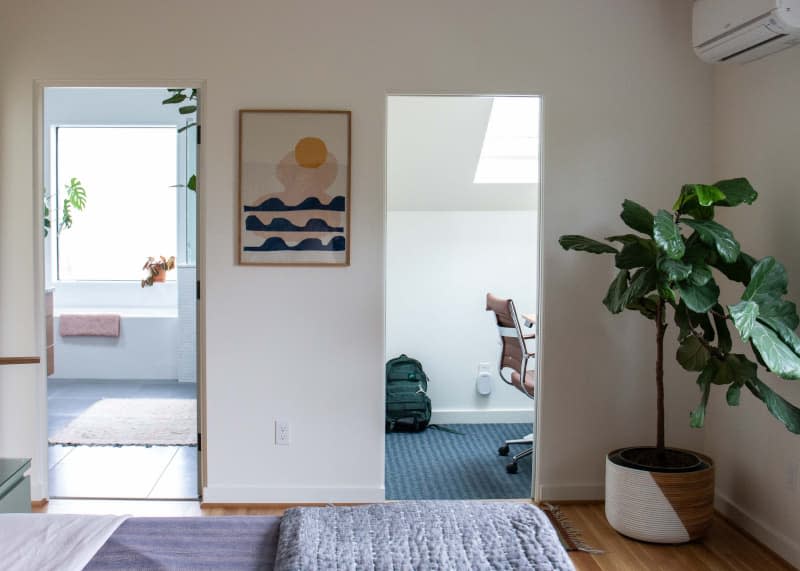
xmin=238 ymin=110 xmax=351 ymax=265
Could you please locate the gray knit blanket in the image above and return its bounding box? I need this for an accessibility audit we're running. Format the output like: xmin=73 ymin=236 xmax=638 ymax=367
xmin=274 ymin=501 xmax=575 ymax=570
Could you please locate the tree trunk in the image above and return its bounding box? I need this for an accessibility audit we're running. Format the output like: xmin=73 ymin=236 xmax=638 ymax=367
xmin=655 ymin=299 xmax=666 ymax=451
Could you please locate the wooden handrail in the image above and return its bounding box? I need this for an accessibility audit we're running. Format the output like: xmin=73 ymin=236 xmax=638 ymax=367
xmin=0 ymin=357 xmax=41 ymax=365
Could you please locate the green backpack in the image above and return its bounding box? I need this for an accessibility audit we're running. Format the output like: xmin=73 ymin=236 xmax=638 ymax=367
xmin=385 ymin=354 xmax=432 ymax=432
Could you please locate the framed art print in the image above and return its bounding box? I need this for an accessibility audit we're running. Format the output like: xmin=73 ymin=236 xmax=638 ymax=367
xmin=238 ymin=109 xmax=351 ymax=265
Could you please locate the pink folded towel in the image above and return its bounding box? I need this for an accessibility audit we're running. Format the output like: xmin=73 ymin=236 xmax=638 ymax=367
xmin=59 ymin=314 xmax=121 ymax=337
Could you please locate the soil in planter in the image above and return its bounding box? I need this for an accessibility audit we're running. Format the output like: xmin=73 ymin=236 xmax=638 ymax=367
xmin=611 ymin=447 xmax=708 ymax=472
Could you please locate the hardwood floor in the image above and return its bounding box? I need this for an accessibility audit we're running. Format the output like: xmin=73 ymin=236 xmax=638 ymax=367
xmin=35 ymin=500 xmax=795 ymax=570
xmin=559 ymin=503 xmax=795 ymax=571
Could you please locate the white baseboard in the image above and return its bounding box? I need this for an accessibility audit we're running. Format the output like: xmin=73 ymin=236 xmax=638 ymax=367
xmin=430 ymin=409 xmax=534 ymax=424
xmin=715 ymin=490 xmax=800 ymax=569
xmin=537 ymin=483 xmax=604 ymax=502
xmin=202 ymin=485 xmax=384 ymax=504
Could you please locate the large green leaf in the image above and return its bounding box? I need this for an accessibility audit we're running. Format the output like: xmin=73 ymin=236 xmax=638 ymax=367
xmin=691 ymin=367 xmax=713 ymax=428
xmin=712 ymin=304 xmax=732 ymax=353
xmin=682 ymin=219 xmax=740 ymax=263
xmin=623 ymin=267 xmax=658 ymax=305
xmin=677 ymin=336 xmax=710 ymax=371
xmin=690 ymin=310 xmax=715 ymax=342
xmin=682 ymin=237 xmax=713 ymax=265
xmin=727 ymin=384 xmax=741 ymax=406
xmin=603 ymin=270 xmax=629 ymax=314
xmin=759 ymin=316 xmax=800 ymax=356
xmin=742 ymin=257 xmax=788 ymax=303
xmin=759 ymin=298 xmax=799 ymax=330
xmin=711 ymin=353 xmax=757 ymax=386
xmin=678 ymin=278 xmax=720 ymax=313
xmin=658 ymin=280 xmax=676 ymax=304
xmin=653 ymin=210 xmax=685 ymax=260
xmin=711 ymin=251 xmax=756 ymax=285
xmin=606 ymin=234 xmax=641 ymax=246
xmin=729 ymin=300 xmax=759 ymax=340
xmin=749 ymin=321 xmax=800 ymax=380
xmin=620 ymin=200 xmax=654 ymax=236
xmin=695 ymin=184 xmax=726 ymax=206
xmin=559 ymin=235 xmax=618 ymax=254
xmin=615 ymin=238 xmax=656 ymax=270
xmin=162 ymin=93 xmax=187 ymax=104
xmin=715 ymin=178 xmax=758 ymax=207
xmin=745 ymin=377 xmax=800 ymax=434
xmin=689 ymin=264 xmax=712 ymax=286
xmin=626 ymin=295 xmax=658 ymax=320
xmin=674 ymin=185 xmax=715 ymax=220
xmin=674 ymin=301 xmax=692 ymax=341
xmin=657 ymin=257 xmax=692 ymax=282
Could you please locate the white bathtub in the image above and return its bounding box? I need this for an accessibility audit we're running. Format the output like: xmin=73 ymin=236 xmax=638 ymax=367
xmin=52 ymin=308 xmax=178 ymax=381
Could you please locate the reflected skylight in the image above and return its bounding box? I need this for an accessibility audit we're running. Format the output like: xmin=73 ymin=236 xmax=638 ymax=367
xmin=473 ymin=97 xmax=540 ymax=184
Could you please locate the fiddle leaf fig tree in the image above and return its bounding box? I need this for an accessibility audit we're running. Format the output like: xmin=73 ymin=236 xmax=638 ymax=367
xmin=559 ymin=178 xmax=800 ymax=453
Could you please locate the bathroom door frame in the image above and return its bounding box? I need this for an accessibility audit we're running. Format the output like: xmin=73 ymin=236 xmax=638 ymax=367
xmin=31 ymin=79 xmax=208 ymax=500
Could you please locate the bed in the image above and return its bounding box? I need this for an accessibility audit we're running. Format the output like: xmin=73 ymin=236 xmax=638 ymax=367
xmin=0 ymin=502 xmax=575 ymax=570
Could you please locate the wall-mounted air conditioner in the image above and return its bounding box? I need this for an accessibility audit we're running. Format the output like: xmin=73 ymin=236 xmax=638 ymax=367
xmin=693 ymin=0 xmax=800 ymax=63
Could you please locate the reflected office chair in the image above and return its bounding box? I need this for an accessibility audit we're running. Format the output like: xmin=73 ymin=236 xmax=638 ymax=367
xmin=486 ymin=293 xmax=536 ymax=474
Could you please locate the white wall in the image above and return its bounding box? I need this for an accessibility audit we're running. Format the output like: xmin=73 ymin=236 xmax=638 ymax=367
xmin=0 ymin=0 xmax=713 ymax=503
xmin=386 ymin=211 xmax=537 ymax=422
xmin=708 ymin=48 xmax=800 ymax=568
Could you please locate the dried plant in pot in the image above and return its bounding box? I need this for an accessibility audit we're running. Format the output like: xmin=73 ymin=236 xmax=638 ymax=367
xmin=141 ymin=256 xmax=176 ymax=287
xmin=559 ymin=178 xmax=800 ymax=543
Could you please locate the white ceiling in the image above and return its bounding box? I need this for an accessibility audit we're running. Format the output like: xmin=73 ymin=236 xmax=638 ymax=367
xmin=387 ymin=96 xmax=538 ymax=211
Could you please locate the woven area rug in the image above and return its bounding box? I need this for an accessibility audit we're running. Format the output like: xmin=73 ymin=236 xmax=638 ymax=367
xmin=541 ymin=503 xmax=604 ymax=554
xmin=49 ymin=398 xmax=196 ymax=446
xmin=386 ymin=423 xmax=533 ymax=499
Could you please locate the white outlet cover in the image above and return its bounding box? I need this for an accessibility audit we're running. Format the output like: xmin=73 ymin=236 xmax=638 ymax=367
xmin=275 ymin=420 xmax=291 ymax=445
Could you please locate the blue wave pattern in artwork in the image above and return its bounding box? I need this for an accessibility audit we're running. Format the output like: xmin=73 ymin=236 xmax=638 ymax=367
xmin=245 ymin=216 xmax=344 ymax=233
xmin=244 ymin=236 xmax=347 ymax=252
xmin=243 ymin=196 xmax=346 ymax=212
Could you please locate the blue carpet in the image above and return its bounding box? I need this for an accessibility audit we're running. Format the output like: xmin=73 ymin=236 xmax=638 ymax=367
xmin=385 ymin=423 xmax=533 ymax=500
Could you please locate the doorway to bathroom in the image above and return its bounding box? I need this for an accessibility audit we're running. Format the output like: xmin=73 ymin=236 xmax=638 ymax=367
xmin=41 ymin=86 xmax=200 ymax=499
xmin=384 ymin=94 xmax=542 ymax=500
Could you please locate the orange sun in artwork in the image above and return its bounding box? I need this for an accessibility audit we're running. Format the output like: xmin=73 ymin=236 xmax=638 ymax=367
xmin=294 ymin=137 xmax=328 ymax=168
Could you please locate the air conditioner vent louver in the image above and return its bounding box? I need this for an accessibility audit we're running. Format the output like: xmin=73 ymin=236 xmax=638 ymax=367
xmin=720 ymin=33 xmax=787 ymax=62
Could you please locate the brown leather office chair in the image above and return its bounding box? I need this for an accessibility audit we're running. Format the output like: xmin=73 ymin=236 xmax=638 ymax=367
xmin=486 ymin=293 xmax=536 ymax=474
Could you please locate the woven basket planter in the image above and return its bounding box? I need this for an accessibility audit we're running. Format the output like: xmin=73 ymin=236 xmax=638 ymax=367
xmin=605 ymin=447 xmax=714 ymax=543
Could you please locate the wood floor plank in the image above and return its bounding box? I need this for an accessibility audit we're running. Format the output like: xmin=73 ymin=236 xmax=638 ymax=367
xmin=35 ymin=499 xmax=795 ymax=569
xmin=559 ymin=503 xmax=795 ymax=571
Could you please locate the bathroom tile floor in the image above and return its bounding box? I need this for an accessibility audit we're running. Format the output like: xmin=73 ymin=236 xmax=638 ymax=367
xmin=48 ymin=379 xmax=198 ymax=500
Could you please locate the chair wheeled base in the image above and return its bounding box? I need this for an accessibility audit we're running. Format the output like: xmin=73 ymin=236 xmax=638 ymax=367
xmin=498 ymin=432 xmax=533 ymax=473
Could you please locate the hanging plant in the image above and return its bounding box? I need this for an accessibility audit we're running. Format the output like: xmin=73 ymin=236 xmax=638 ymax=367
xmin=163 ymin=88 xmax=197 ymax=193
xmin=43 ymin=177 xmax=87 ymax=237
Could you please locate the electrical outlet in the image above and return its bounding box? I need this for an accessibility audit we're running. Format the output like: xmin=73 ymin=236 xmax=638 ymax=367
xmin=275 ymin=420 xmax=291 ymax=446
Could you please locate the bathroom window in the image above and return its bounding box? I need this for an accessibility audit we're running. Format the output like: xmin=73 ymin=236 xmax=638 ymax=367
xmin=55 ymin=127 xmax=178 ymax=281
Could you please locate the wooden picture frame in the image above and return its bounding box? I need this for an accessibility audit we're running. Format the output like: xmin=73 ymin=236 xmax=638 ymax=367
xmin=238 ymin=109 xmax=351 ymax=266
